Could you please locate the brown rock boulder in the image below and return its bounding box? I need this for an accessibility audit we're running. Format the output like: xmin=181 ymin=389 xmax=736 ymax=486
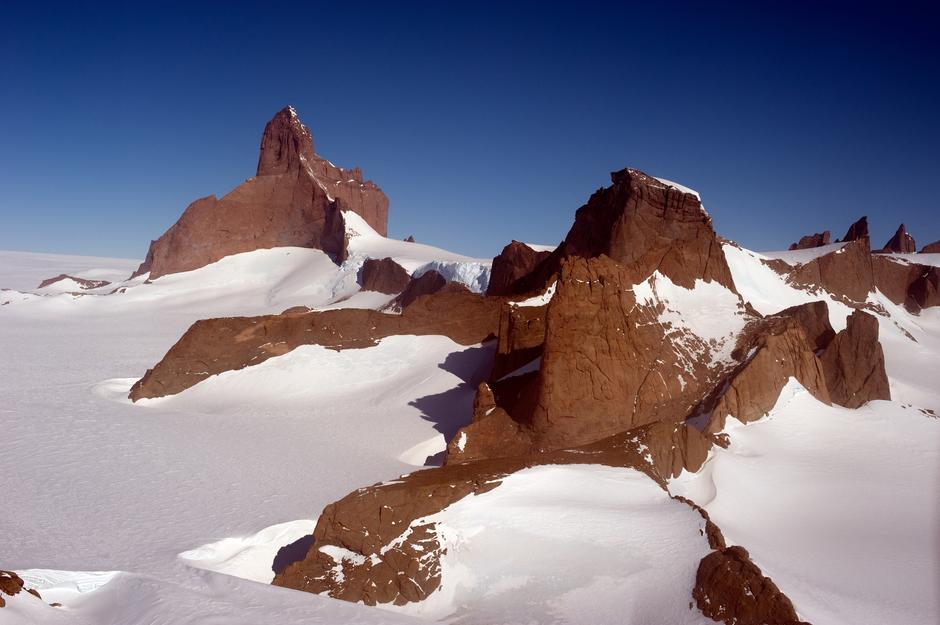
xmin=358 ymin=258 xmax=411 ymax=294
xmin=486 ymin=241 xmax=552 ymax=296
xmin=839 ymin=216 xmax=869 ymax=242
xmin=879 ymin=223 xmax=916 ymax=253
xmin=820 ymin=310 xmax=890 ymax=408
xmin=788 ymin=231 xmax=830 ymax=250
xmin=693 ymin=547 xmax=809 ymax=625
xmin=921 ymin=240 xmax=940 ymax=253
xmin=133 ymin=107 xmax=388 ymax=279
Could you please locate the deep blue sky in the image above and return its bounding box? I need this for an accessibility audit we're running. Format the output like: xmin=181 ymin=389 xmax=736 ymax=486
xmin=1 ymin=1 xmax=938 ymax=260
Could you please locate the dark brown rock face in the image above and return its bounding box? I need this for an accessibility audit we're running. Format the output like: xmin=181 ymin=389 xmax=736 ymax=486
xmin=703 ymin=306 xmax=832 ymax=434
xmin=774 ymin=234 xmax=939 ymax=312
xmin=788 ymin=231 xmax=830 ymax=250
xmin=880 ymin=223 xmax=916 ymax=253
xmin=486 ymin=241 xmax=552 ymax=296
xmin=272 ymin=420 xmax=712 ymax=605
xmin=129 ymin=287 xmax=499 ymax=400
xmin=132 ymin=107 xmax=388 ymax=279
xmin=786 ymin=238 xmax=874 ymax=302
xmin=693 ymin=547 xmax=809 ymax=625
xmin=821 ymin=310 xmax=890 ymax=408
xmin=921 ymin=240 xmax=940 ymax=253
xmin=358 ymin=258 xmax=411 ymax=294
xmin=37 ymin=274 xmax=111 ymax=290
xmin=508 ymin=168 xmax=736 ymax=296
xmin=449 ymin=255 xmax=751 ymax=459
xmin=839 ymin=216 xmax=869 ymax=242
xmin=389 ymin=270 xmax=448 ymax=309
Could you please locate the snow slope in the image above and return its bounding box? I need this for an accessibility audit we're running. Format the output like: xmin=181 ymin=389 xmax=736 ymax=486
xmin=671 ymin=380 xmax=940 ymax=625
xmin=758 ymin=242 xmax=848 ymax=265
xmin=0 ymin=215 xmax=491 ymax=320
xmin=386 ymin=465 xmax=714 ymax=625
xmin=723 ymin=242 xmax=855 ymax=330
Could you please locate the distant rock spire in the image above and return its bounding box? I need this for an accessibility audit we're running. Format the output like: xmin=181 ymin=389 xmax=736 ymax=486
xmin=839 ymin=216 xmax=869 ymax=242
xmin=881 ymin=223 xmax=917 ymax=253
xmin=256 ymin=105 xmax=316 ymax=176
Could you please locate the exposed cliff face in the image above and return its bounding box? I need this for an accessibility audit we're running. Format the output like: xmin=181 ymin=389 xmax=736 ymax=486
xmin=922 ymin=240 xmax=940 ymax=253
xmin=821 ymin=310 xmax=890 ymax=408
xmin=486 ymin=241 xmax=552 ymax=296
xmin=447 ymin=254 xmax=751 ymax=461
xmin=788 ymin=231 xmax=830 ymax=250
xmin=133 ymin=107 xmax=388 ymax=279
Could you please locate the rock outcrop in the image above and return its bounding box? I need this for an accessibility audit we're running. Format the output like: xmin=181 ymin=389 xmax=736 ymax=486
xmin=0 ymin=570 xmax=43 ymax=609
xmin=129 ymin=286 xmax=499 ymax=400
xmin=788 ymin=231 xmax=830 ymax=250
xmin=820 ymin=310 xmax=890 ymax=408
xmin=486 ymin=241 xmax=552 ymax=296
xmin=132 ymin=107 xmax=388 ymax=279
xmin=358 ymin=258 xmax=411 ymax=294
xmin=879 ymin=223 xmax=916 ymax=253
xmin=272 ymin=420 xmax=712 ymax=605
xmin=702 ymin=304 xmax=833 ymax=434
xmin=921 ymin=240 xmax=940 ymax=253
xmin=37 ymin=274 xmax=110 ymax=290
xmin=839 ymin=216 xmax=869 ymax=242
xmin=693 ymin=547 xmax=809 ymax=625
xmin=389 ymin=270 xmax=449 ymax=310
xmin=702 ymin=301 xmax=891 ymax=432
xmin=785 ymin=237 xmax=874 ymax=302
xmin=447 ymin=254 xmax=751 ymax=460
xmin=505 ymin=169 xmax=736 ymax=296
xmin=770 ymin=224 xmax=939 ymax=312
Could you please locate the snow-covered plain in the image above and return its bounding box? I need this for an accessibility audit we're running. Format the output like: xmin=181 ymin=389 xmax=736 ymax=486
xmin=0 ymin=232 xmax=489 ymax=624
xmin=2 ymin=233 xmax=939 ymax=624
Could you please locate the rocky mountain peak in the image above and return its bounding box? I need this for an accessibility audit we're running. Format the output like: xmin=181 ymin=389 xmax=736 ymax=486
xmin=839 ymin=216 xmax=869 ymax=242
xmin=256 ymin=105 xmax=316 ymax=176
xmin=881 ymin=223 xmax=917 ymax=253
